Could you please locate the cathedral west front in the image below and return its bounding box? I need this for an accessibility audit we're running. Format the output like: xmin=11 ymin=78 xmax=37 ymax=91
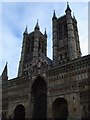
xmin=1 ymin=3 xmax=90 ymax=120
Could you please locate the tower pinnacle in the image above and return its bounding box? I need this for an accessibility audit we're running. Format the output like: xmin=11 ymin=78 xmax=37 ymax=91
xmin=25 ymin=25 xmax=28 ymax=32
xmin=73 ymin=13 xmax=75 ymax=18
xmin=2 ymin=62 xmax=8 ymax=78
xmin=65 ymin=2 xmax=71 ymax=12
xmin=34 ymin=19 xmax=40 ymax=31
xmin=23 ymin=25 xmax=28 ymax=35
xmin=52 ymin=10 xmax=57 ymax=20
xmin=44 ymin=28 xmax=47 ymax=38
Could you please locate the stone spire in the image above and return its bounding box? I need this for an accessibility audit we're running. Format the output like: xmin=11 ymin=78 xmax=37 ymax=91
xmin=34 ymin=19 xmax=40 ymax=31
xmin=2 ymin=62 xmax=8 ymax=77
xmin=18 ymin=26 xmax=28 ymax=76
xmin=44 ymin=28 xmax=47 ymax=38
xmin=66 ymin=2 xmax=71 ymax=12
xmin=1 ymin=62 xmax=8 ymax=83
xmin=73 ymin=13 xmax=75 ymax=19
xmin=23 ymin=25 xmax=28 ymax=34
xmin=52 ymin=10 xmax=57 ymax=20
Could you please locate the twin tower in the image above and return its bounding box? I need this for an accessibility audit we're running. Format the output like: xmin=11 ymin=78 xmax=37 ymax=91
xmin=18 ymin=3 xmax=81 ymax=76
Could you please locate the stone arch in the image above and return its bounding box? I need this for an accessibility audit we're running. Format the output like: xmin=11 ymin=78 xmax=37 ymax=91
xmin=52 ymin=98 xmax=68 ymax=120
xmin=14 ymin=104 xmax=25 ymax=120
xmin=31 ymin=74 xmax=47 ymax=87
xmin=31 ymin=76 xmax=47 ymax=119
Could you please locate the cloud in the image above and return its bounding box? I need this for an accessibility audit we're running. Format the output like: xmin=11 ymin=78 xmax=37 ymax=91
xmin=1 ymin=2 xmax=88 ymax=79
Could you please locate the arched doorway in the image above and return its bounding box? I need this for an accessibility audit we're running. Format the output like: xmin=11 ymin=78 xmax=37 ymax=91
xmin=52 ymin=98 xmax=68 ymax=120
xmin=32 ymin=76 xmax=47 ymax=119
xmin=14 ymin=104 xmax=25 ymax=120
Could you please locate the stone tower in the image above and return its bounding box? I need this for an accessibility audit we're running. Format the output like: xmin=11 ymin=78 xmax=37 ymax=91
xmin=52 ymin=2 xmax=81 ymax=65
xmin=18 ymin=21 xmax=47 ymax=76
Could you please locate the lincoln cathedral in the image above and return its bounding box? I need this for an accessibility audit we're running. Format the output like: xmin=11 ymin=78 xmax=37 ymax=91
xmin=1 ymin=3 xmax=90 ymax=120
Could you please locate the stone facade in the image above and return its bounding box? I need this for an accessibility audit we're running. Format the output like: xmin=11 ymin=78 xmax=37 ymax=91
xmin=1 ymin=3 xmax=90 ymax=120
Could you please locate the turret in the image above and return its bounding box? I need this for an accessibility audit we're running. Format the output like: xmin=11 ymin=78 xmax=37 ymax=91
xmin=52 ymin=10 xmax=58 ymax=65
xmin=65 ymin=2 xmax=78 ymax=60
xmin=18 ymin=26 xmax=28 ymax=76
xmin=1 ymin=63 xmax=8 ymax=119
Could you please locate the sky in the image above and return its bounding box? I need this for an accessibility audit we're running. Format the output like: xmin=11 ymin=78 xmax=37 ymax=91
xmin=0 ymin=2 xmax=88 ymax=79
